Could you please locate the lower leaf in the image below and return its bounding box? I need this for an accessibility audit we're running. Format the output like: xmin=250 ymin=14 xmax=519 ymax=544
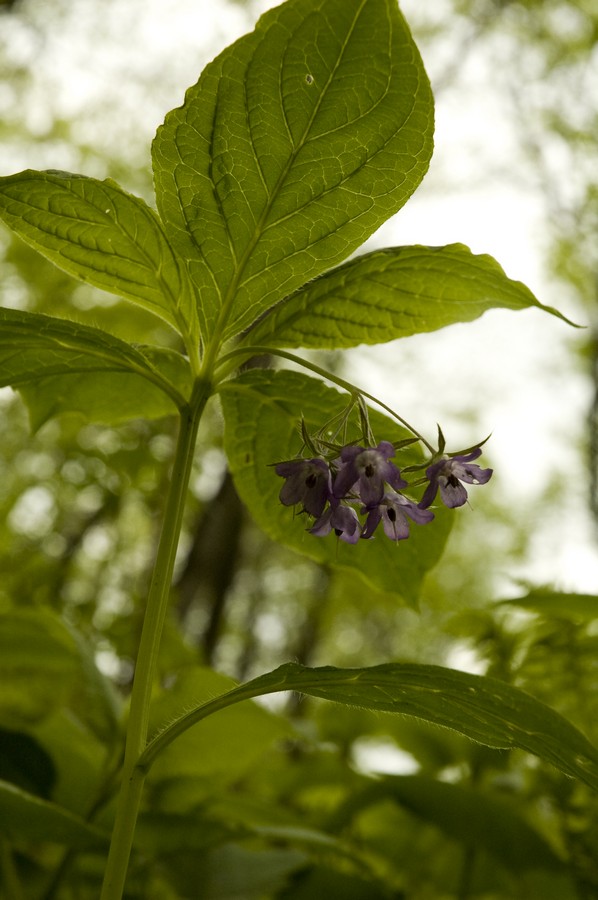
xmin=141 ymin=662 xmax=598 ymax=794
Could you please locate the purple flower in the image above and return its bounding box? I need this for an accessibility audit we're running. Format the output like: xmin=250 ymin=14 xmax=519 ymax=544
xmin=309 ymin=502 xmax=361 ymax=543
xmin=275 ymin=458 xmax=332 ymax=517
xmin=362 ymin=491 xmax=435 ymax=541
xmin=333 ymin=441 xmax=407 ymax=506
xmin=419 ymin=449 xmax=493 ymax=510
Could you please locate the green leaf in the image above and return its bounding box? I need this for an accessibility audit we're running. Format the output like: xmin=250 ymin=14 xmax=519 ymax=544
xmin=184 ymin=844 xmax=306 ymax=900
xmin=0 ymin=307 xmax=192 ymax=425
xmin=141 ymin=663 xmax=598 ymax=794
xmin=147 ymin=666 xmax=292 ymax=795
xmin=0 ymin=609 xmax=81 ymax=727
xmin=0 ymin=608 xmax=120 ymax=742
xmin=0 ymin=728 xmax=56 ymax=798
xmin=248 ymin=243 xmax=576 ymax=349
xmin=0 ymin=170 xmax=199 ymax=344
xmin=0 ymin=778 xmax=107 ymax=849
xmin=219 ymin=368 xmax=452 ymax=604
xmin=334 ymin=774 xmax=564 ymax=873
xmin=152 ymin=0 xmax=433 ymax=342
xmin=499 ymin=588 xmax=598 ymax=622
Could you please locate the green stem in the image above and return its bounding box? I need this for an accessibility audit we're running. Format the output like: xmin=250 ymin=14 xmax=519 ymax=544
xmin=138 ymin=676 xmax=288 ymax=773
xmin=100 ymin=378 xmax=210 ymax=900
xmin=215 ymin=345 xmax=435 ymax=452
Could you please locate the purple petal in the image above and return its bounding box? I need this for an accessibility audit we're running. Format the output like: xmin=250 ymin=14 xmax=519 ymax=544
xmin=331 ymin=504 xmax=362 ymax=543
xmin=361 ymin=507 xmax=382 ymax=540
xmin=309 ymin=508 xmax=333 ymax=537
xmin=438 ymin=476 xmax=469 ymax=508
xmin=381 ymin=506 xmax=410 ymax=541
xmin=276 ymin=458 xmax=331 ymax=516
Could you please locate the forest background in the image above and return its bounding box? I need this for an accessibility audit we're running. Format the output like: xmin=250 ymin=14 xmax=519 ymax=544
xmin=1 ymin=0 xmax=598 ymax=898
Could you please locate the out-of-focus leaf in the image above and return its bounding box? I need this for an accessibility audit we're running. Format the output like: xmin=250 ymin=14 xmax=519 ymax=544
xmin=0 ymin=608 xmax=80 ymax=726
xmin=219 ymin=368 xmax=453 ymax=605
xmin=153 ymin=0 xmax=433 ymax=341
xmin=0 ymin=170 xmax=199 ymax=343
xmin=249 ymin=243 xmax=576 ymax=348
xmin=184 ymin=843 xmax=306 ymax=900
xmin=0 ymin=608 xmax=120 ymax=743
xmin=0 ymin=778 xmax=108 ymax=848
xmin=499 ymin=589 xmax=598 ymax=622
xmin=332 ymin=774 xmax=564 ymax=873
xmin=281 ymin=866 xmax=398 ymax=900
xmin=0 ymin=728 xmax=56 ymax=798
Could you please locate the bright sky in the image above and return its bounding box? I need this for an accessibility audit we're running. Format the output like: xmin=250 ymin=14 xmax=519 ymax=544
xmin=2 ymin=0 xmax=596 ymax=593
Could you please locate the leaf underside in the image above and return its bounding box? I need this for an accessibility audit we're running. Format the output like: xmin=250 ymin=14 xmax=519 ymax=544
xmin=249 ymin=243 xmax=575 ymax=349
xmin=190 ymin=662 xmax=598 ymax=794
xmin=0 ymin=171 xmax=198 ymax=343
xmin=0 ymin=307 xmax=191 ymax=427
xmin=220 ymin=368 xmax=452 ymax=605
xmin=152 ymin=0 xmax=434 ymax=342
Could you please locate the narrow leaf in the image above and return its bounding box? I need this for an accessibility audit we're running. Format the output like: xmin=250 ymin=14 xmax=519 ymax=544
xmin=0 ymin=170 xmax=199 ymax=343
xmin=141 ymin=663 xmax=598 ymax=794
xmin=152 ymin=0 xmax=434 ymax=341
xmin=0 ymin=307 xmax=192 ymax=424
xmin=249 ymin=243 xmax=576 ymax=349
xmin=219 ymin=368 xmax=452 ymax=604
xmin=0 ymin=778 xmax=107 ymax=849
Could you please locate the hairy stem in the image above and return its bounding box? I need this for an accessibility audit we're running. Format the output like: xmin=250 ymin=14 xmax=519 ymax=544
xmin=99 ymin=378 xmax=209 ymax=900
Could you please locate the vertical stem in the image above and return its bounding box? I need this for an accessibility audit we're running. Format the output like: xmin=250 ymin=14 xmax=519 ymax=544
xmin=100 ymin=379 xmax=209 ymax=900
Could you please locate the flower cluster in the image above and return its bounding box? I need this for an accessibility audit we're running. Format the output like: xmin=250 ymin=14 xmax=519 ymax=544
xmin=275 ymin=440 xmax=492 ymax=545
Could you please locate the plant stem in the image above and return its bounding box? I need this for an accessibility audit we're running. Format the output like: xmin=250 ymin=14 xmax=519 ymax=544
xmin=215 ymin=345 xmax=436 ymax=452
xmin=99 ymin=378 xmax=209 ymax=900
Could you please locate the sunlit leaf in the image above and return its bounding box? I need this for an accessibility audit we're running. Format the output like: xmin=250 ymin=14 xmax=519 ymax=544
xmin=0 ymin=307 xmax=192 ymax=425
xmin=0 ymin=170 xmax=199 ymax=343
xmin=248 ymin=243 xmax=576 ymax=349
xmin=153 ymin=0 xmax=433 ymax=342
xmin=143 ymin=662 xmax=598 ymax=794
xmin=0 ymin=779 xmax=107 ymax=849
xmin=219 ymin=368 xmax=452 ymax=604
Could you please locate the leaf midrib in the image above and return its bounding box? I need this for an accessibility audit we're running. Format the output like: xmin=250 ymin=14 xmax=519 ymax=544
xmin=205 ymin=0 xmax=371 ymax=358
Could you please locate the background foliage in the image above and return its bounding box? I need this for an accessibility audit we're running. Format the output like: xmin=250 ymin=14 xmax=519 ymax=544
xmin=0 ymin=0 xmax=597 ymax=898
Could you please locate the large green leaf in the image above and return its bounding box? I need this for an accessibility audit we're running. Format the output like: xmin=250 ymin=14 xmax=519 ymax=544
xmin=152 ymin=0 xmax=433 ymax=342
xmin=219 ymin=369 xmax=452 ymax=604
xmin=0 ymin=307 xmax=192 ymax=425
xmin=248 ymin=243 xmax=574 ymax=348
xmin=0 ymin=779 xmax=107 ymax=849
xmin=141 ymin=663 xmax=598 ymax=794
xmin=0 ymin=170 xmax=198 ymax=343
